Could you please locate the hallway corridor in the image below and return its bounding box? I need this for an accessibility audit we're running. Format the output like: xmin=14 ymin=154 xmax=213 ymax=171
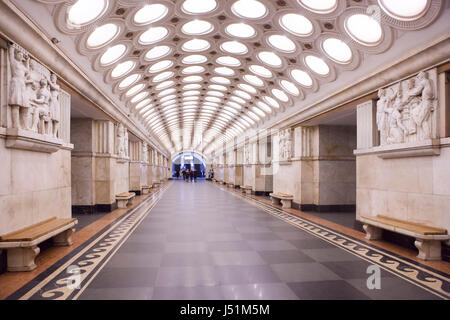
xmin=67 ymin=181 xmax=440 ymax=300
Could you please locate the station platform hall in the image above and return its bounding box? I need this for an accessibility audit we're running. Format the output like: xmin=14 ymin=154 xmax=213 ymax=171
xmin=0 ymin=0 xmax=449 ymax=302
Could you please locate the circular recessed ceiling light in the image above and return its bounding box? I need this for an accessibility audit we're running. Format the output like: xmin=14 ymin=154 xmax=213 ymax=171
xmin=252 ymin=107 xmax=266 ymax=117
xmin=134 ymin=4 xmax=168 ymax=25
xmin=280 ymin=13 xmax=313 ymax=36
xmin=182 ymin=39 xmax=211 ymax=52
xmin=231 ymin=0 xmax=268 ymax=19
xmin=211 ymin=76 xmax=231 ymax=85
xmin=181 ymin=20 xmax=214 ymax=35
xmin=182 ymin=54 xmax=208 ymax=64
xmin=225 ymin=23 xmax=256 ymax=38
xmin=272 ymin=88 xmax=289 ymax=102
xmin=184 ymin=84 xmax=202 ymax=90
xmin=68 ymin=0 xmax=107 ymax=26
xmin=215 ymin=67 xmax=235 ymax=76
xmin=216 ymin=56 xmax=241 ymax=67
xmin=153 ymin=71 xmax=174 ymax=82
xmin=220 ymin=41 xmax=248 ymax=55
xmin=267 ymin=35 xmax=296 ymax=53
xmin=345 ymin=14 xmax=383 ymax=46
xmin=131 ymin=91 xmax=148 ymax=103
xmin=182 ymin=65 xmax=205 ymax=74
xmin=258 ymin=51 xmax=282 ymax=67
xmin=100 ymin=44 xmax=126 ymax=65
xmin=234 ymin=90 xmax=251 ymax=100
xmin=126 ymin=83 xmax=145 ymax=97
xmin=209 ymin=84 xmax=227 ymax=91
xmin=238 ymin=83 xmax=257 ymax=94
xmin=263 ymin=95 xmax=280 ymax=108
xmin=206 ymin=96 xmax=222 ymax=103
xmin=119 ymin=73 xmax=140 ymax=89
xmin=183 ymin=75 xmax=203 ymax=83
xmin=87 ymin=23 xmax=119 ymax=48
xmin=156 ymin=80 xmax=175 ymax=90
xmin=298 ymin=0 xmax=337 ymax=14
xmin=139 ymin=27 xmax=169 ymax=45
xmin=145 ymin=46 xmax=171 ymax=61
xmin=184 ymin=90 xmax=201 ymax=96
xmin=280 ymin=80 xmax=299 ymax=96
xmin=207 ymin=91 xmax=224 ymax=97
xmin=182 ymin=0 xmax=217 ymax=14
xmin=148 ymin=60 xmax=173 ymax=73
xmin=291 ymin=69 xmax=313 ymax=87
xmin=111 ymin=60 xmax=135 ymax=78
xmin=158 ymin=88 xmax=177 ymax=97
xmin=249 ymin=65 xmax=272 ymax=78
xmin=230 ymin=96 xmax=246 ymax=104
xmin=378 ymin=0 xmax=428 ymax=21
xmin=244 ymin=74 xmax=264 ymax=87
xmin=257 ymin=101 xmax=272 ymax=113
xmin=305 ymin=55 xmax=329 ymax=75
xmin=322 ymin=38 xmax=352 ymax=63
xmin=135 ymin=98 xmax=151 ymax=110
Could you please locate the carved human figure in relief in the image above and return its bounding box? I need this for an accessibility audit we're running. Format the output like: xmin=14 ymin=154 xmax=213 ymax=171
xmin=49 ymin=73 xmax=61 ymax=138
xmin=407 ymin=71 xmax=434 ymax=140
xmin=279 ymin=129 xmax=292 ymax=161
xmin=8 ymin=46 xmax=32 ymax=130
xmin=143 ymin=142 xmax=148 ymax=163
xmin=386 ymin=86 xmax=408 ymax=145
xmin=124 ymin=129 xmax=129 ymax=158
xmin=31 ymin=78 xmax=52 ymax=135
xmin=244 ymin=145 xmax=250 ymax=164
xmin=376 ymin=88 xmax=393 ymax=145
xmin=117 ymin=123 xmax=126 ymax=158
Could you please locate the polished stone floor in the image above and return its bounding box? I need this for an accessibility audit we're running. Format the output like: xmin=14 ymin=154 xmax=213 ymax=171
xmin=78 ymin=181 xmax=439 ymax=300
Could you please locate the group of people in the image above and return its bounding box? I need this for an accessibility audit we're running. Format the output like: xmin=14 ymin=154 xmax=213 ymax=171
xmin=180 ymin=168 xmax=196 ymax=182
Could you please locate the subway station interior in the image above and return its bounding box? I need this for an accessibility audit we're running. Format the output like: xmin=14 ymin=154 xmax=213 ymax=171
xmin=0 ymin=0 xmax=449 ymax=301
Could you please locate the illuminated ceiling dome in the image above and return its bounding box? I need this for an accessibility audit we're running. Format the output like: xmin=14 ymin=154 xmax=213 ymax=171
xmin=49 ymin=0 xmax=439 ymax=155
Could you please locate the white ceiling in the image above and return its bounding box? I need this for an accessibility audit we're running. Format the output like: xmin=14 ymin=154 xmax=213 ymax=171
xmin=9 ymin=0 xmax=448 ymax=156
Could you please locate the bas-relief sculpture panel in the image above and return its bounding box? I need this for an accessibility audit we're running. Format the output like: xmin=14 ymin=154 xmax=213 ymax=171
xmin=278 ymin=128 xmax=292 ymax=161
xmin=376 ymin=70 xmax=437 ymax=146
xmin=7 ymin=44 xmax=61 ymax=138
xmin=116 ymin=123 xmax=129 ymax=159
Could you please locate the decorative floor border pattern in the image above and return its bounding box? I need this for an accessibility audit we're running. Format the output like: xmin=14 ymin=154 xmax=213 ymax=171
xmin=6 ymin=182 xmax=173 ymax=300
xmin=217 ymin=184 xmax=450 ymax=300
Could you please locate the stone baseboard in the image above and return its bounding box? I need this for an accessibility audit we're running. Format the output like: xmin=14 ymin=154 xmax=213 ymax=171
xmin=130 ymin=190 xmax=142 ymax=196
xmin=295 ymin=203 xmax=356 ymax=213
xmin=253 ymin=191 xmax=271 ymax=196
xmin=0 ymin=249 xmax=6 ymax=275
xmin=72 ymin=203 xmax=118 ymax=214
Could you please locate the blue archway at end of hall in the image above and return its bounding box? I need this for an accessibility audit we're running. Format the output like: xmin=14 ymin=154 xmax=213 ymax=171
xmin=172 ymin=152 xmax=207 ymax=179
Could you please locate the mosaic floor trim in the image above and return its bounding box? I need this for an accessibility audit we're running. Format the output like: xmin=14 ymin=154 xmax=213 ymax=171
xmin=6 ymin=182 xmax=172 ymax=300
xmin=215 ymin=184 xmax=450 ymax=300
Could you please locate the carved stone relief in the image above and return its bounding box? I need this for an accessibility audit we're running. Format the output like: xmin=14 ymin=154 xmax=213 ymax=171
xmin=142 ymin=142 xmax=148 ymax=163
xmin=279 ymin=128 xmax=292 ymax=161
xmin=7 ymin=44 xmax=61 ymax=138
xmin=376 ymin=70 xmax=437 ymax=146
xmin=116 ymin=123 xmax=129 ymax=159
xmin=244 ymin=143 xmax=250 ymax=165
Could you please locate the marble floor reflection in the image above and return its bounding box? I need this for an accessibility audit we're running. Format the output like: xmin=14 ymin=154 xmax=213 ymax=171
xmin=78 ymin=181 xmax=440 ymax=300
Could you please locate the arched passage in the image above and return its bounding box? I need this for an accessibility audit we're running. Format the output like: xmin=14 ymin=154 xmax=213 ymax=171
xmin=172 ymin=152 xmax=207 ymax=179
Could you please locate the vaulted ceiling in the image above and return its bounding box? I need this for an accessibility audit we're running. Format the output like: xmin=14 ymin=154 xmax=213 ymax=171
xmin=12 ymin=0 xmax=445 ymax=156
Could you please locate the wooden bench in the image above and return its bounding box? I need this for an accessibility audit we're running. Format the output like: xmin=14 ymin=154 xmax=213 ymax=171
xmin=115 ymin=192 xmax=136 ymax=209
xmin=153 ymin=182 xmax=161 ymax=188
xmin=227 ymin=182 xmax=234 ymax=188
xmin=269 ymin=193 xmax=294 ymax=209
xmin=0 ymin=217 xmax=77 ymax=272
xmin=359 ymin=215 xmax=449 ymax=261
xmin=240 ymin=185 xmax=252 ymax=195
xmin=140 ymin=185 xmax=152 ymax=194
